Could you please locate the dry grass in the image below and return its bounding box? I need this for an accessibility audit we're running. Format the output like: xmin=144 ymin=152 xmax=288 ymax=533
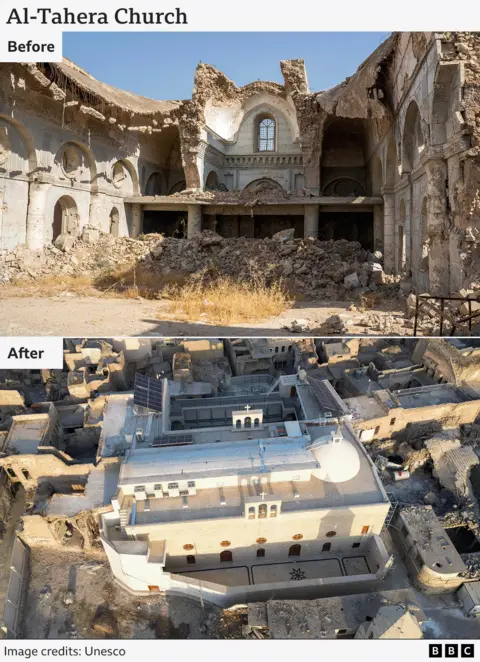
xmin=0 ymin=274 xmax=98 ymax=298
xmin=162 ymin=271 xmax=291 ymax=324
xmin=0 ymin=265 xmax=187 ymax=299
xmin=94 ymin=265 xmax=186 ymax=299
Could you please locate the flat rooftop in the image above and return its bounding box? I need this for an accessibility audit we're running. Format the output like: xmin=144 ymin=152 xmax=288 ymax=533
xmin=0 ymin=390 xmax=24 ymax=407
xmin=120 ymin=436 xmax=316 ymax=485
xmin=118 ymin=426 xmax=387 ymax=525
xmin=343 ymin=395 xmax=387 ymax=421
xmin=5 ymin=413 xmax=50 ymax=452
xmin=396 ymin=384 xmax=471 ymax=409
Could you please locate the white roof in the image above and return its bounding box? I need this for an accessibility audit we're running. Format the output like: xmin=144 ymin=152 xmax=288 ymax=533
xmin=120 ymin=437 xmax=316 ymax=484
xmin=311 ymin=433 xmax=361 ymax=483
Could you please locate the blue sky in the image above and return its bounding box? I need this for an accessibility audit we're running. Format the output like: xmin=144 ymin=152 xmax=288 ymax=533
xmin=63 ymin=32 xmax=390 ymax=100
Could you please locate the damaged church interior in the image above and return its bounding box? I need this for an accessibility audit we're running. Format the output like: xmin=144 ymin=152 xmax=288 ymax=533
xmin=1 ymin=31 xmax=480 ymax=297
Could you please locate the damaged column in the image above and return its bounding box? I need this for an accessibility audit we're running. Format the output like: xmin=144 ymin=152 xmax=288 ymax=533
xmin=304 ymin=204 xmax=319 ymax=239
xmin=373 ymin=204 xmax=384 ymax=253
xmin=26 ymin=181 xmax=51 ymax=250
xmin=383 ymin=190 xmax=395 ymax=273
xmin=88 ymin=194 xmax=104 ymax=231
xmin=131 ymin=204 xmax=143 ymax=238
xmin=426 ymin=158 xmax=450 ymax=295
xmin=187 ymin=204 xmax=203 ymax=238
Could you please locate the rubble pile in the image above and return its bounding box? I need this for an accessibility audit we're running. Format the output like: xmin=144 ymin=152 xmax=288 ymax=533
xmin=0 ymin=227 xmax=404 ymax=300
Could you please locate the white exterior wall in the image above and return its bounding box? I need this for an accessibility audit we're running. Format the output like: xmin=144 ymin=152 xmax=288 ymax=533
xmin=0 ymin=104 xmax=141 ymax=250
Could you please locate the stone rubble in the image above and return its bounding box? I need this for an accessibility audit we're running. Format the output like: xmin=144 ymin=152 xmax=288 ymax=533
xmin=0 ymin=228 xmax=405 ymax=301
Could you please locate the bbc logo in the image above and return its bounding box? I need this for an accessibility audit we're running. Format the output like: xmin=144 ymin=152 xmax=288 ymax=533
xmin=429 ymin=645 xmax=475 ymax=658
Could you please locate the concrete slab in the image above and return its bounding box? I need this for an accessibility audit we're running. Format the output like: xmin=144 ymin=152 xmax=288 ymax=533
xmin=180 ymin=566 xmax=250 ymax=587
xmin=343 ymin=556 xmax=370 ymax=575
xmin=252 ymin=558 xmax=343 ymax=585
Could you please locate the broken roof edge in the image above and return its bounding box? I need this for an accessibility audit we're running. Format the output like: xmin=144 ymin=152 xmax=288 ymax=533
xmin=313 ymin=32 xmax=399 ymax=119
xmin=21 ymin=59 xmax=185 ymax=117
xmin=20 ymin=33 xmax=405 ymax=121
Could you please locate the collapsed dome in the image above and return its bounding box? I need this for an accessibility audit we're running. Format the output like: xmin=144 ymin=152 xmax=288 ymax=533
xmin=311 ymin=432 xmax=361 ymax=483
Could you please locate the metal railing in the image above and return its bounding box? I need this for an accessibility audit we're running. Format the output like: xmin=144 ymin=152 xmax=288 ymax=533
xmin=413 ymin=294 xmax=480 ymax=336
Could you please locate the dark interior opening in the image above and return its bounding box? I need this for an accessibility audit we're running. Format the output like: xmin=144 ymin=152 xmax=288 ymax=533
xmin=446 ymin=526 xmax=480 ymax=553
xmin=318 ymin=211 xmax=373 ymax=250
xmin=143 ymin=210 xmax=187 ymax=237
xmin=204 ymin=215 xmax=304 ymax=239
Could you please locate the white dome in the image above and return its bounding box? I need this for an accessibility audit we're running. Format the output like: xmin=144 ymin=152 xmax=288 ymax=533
xmin=311 ymin=433 xmax=361 ymax=483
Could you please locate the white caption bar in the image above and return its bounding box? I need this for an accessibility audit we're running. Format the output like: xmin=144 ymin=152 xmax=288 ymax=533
xmin=1 ymin=0 xmax=480 ymax=62
xmin=0 ymin=337 xmax=64 ymax=369
xmin=1 ymin=639 xmax=476 ymax=659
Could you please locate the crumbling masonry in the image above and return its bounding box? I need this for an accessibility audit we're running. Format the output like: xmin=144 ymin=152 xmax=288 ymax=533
xmin=2 ymin=32 xmax=480 ymax=294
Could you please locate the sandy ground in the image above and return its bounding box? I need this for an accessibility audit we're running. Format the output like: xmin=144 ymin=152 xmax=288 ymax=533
xmin=19 ymin=536 xmax=480 ymax=640
xmin=0 ymin=295 xmax=413 ymax=337
xmin=0 ymin=488 xmax=25 ymax=619
xmin=22 ymin=547 xmax=222 ymax=639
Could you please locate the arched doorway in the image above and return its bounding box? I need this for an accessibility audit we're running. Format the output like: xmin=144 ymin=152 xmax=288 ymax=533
xmin=52 ymin=196 xmax=78 ymax=242
xmin=146 ymin=172 xmax=164 ymax=196
xmin=169 ymin=179 xmax=187 ymax=194
xmin=205 ymin=171 xmax=219 ymax=191
xmin=110 ymin=207 xmax=120 ymax=237
xmin=289 ymin=544 xmax=301 ymax=557
xmin=220 ymin=550 xmax=233 ymax=562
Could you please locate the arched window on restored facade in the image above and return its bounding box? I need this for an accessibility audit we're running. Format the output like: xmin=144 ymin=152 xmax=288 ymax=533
xmin=257 ymin=116 xmax=276 ymax=152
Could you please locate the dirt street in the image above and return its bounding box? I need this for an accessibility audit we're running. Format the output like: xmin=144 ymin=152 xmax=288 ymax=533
xmin=0 ymin=295 xmax=413 ymax=337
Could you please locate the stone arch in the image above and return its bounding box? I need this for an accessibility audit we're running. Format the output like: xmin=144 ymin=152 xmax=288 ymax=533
xmin=146 ymin=171 xmax=165 ymax=196
xmin=322 ymin=178 xmax=366 ymax=196
xmin=0 ymin=114 xmax=37 ymax=174
xmin=169 ymin=179 xmax=186 ymax=195
xmin=109 ymin=207 xmax=120 ymax=237
xmin=115 ymin=158 xmax=139 ymax=195
xmin=385 ymin=137 xmax=398 ymax=188
xmin=55 ymin=141 xmax=97 ymax=190
xmin=233 ymin=102 xmax=297 ymax=148
xmin=243 ymin=177 xmax=285 ymax=193
xmin=52 ymin=195 xmax=78 ymax=241
xmin=431 ymin=62 xmax=462 ymax=146
xmin=402 ymin=100 xmax=425 ymax=173
xmin=205 ymin=170 xmax=219 ymax=190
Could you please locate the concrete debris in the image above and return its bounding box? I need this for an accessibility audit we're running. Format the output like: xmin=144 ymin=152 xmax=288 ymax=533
xmin=344 ymin=272 xmax=362 ymax=289
xmin=0 ymin=230 xmax=403 ymax=300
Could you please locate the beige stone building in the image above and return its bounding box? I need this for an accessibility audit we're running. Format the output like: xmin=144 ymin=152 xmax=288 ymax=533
xmin=344 ymin=383 xmax=480 ymax=442
xmin=98 ymin=373 xmax=391 ymax=605
xmin=391 ymin=506 xmax=468 ymax=593
xmin=2 ymin=33 xmax=480 ymax=294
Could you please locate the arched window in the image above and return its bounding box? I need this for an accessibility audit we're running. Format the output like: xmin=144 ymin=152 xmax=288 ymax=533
xmin=322 ymin=542 xmax=331 ymax=552
xmin=258 ymin=116 xmax=275 ymax=152
xmin=244 ymin=416 xmax=252 ymax=429
xmin=254 ymin=418 xmax=260 ymax=428
xmin=257 ymin=548 xmax=266 ymax=558
xmin=259 ymin=504 xmax=267 ymax=519
xmin=220 ymin=550 xmax=233 ymax=562
xmin=248 ymin=506 xmax=256 ymax=520
xmin=236 ymin=419 xmax=242 ymax=429
xmin=289 ymin=544 xmax=301 ymax=557
xmin=186 ymin=555 xmax=196 ymax=564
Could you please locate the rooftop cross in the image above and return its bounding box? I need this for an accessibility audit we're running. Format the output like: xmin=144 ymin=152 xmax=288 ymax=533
xmin=245 ymin=404 xmax=251 ymax=412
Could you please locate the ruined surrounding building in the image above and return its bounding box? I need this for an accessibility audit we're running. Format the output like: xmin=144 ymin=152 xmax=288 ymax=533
xmin=2 ymin=33 xmax=480 ymax=294
xmin=344 ymin=382 xmax=480 ymax=441
xmin=391 ymin=506 xmax=468 ymax=593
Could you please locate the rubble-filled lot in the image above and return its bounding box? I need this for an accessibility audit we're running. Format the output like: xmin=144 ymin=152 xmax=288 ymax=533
xmin=0 ymin=228 xmax=434 ymax=336
xmin=23 ymin=547 xmax=224 ymax=639
xmin=0 ymin=227 xmax=400 ymax=297
xmin=1 ymin=228 xmax=479 ymax=336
